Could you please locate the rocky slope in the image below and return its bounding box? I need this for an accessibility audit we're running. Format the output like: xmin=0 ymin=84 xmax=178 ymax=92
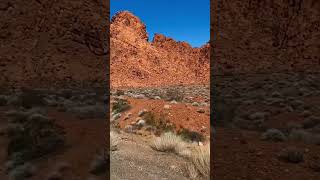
xmin=0 ymin=0 xmax=109 ymax=89
xmin=110 ymin=11 xmax=210 ymax=88
xmin=211 ymin=0 xmax=320 ymax=75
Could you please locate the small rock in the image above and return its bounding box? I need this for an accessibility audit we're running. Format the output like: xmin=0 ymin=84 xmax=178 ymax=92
xmin=154 ymin=96 xmax=161 ymax=100
xmin=170 ymin=100 xmax=178 ymax=104
xmin=197 ymin=108 xmax=205 ymax=113
xmin=133 ymin=94 xmax=145 ymax=99
xmin=164 ymin=105 xmax=171 ymax=110
xmin=191 ymin=102 xmax=199 ymax=106
xmin=138 ymin=109 xmax=148 ymax=117
xmin=136 ymin=119 xmax=146 ymax=127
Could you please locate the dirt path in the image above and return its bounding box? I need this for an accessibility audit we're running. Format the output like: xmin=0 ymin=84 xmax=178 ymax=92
xmin=110 ymin=132 xmax=190 ymax=180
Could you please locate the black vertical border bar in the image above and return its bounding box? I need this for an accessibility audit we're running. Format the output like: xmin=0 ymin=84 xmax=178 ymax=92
xmin=100 ymin=0 xmax=110 ymax=179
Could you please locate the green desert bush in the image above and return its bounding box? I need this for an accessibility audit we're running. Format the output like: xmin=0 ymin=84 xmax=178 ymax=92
xmin=165 ymin=88 xmax=184 ymax=102
xmin=177 ymin=128 xmax=205 ymax=142
xmin=143 ymin=112 xmax=175 ymax=133
xmin=261 ymin=128 xmax=287 ymax=142
xmin=114 ymin=89 xmax=125 ymax=96
xmin=6 ymin=109 xmax=66 ymax=168
xmin=288 ymin=129 xmax=320 ymax=145
xmin=111 ymin=99 xmax=130 ymax=114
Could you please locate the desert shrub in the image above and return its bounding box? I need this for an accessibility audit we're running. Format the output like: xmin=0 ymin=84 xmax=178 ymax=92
xmin=165 ymin=88 xmax=184 ymax=102
xmin=150 ymin=132 xmax=187 ymax=155
xmin=114 ymin=89 xmax=125 ymax=96
xmin=285 ymin=122 xmax=302 ymax=134
xmin=6 ymin=110 xmax=65 ymax=166
xmin=111 ymin=99 xmax=130 ymax=114
xmin=302 ymin=116 xmax=320 ymax=129
xmin=278 ymin=147 xmax=304 ymax=163
xmin=177 ymin=128 xmax=205 ymax=142
xmin=69 ymin=105 xmax=105 ymax=119
xmin=188 ymin=144 xmax=210 ymax=179
xmin=288 ymin=129 xmax=320 ymax=145
xmin=261 ymin=129 xmax=286 ymax=142
xmin=143 ymin=112 xmax=175 ymax=133
xmin=212 ymin=99 xmax=236 ymax=127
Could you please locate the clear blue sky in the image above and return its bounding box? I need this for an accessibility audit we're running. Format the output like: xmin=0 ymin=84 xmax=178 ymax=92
xmin=110 ymin=0 xmax=209 ymax=47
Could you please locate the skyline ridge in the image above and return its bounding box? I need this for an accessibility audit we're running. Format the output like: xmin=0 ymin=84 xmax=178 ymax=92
xmin=111 ymin=10 xmax=209 ymax=48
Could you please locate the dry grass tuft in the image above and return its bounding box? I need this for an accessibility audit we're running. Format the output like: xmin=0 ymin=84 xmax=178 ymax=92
xmin=187 ymin=144 xmax=210 ymax=179
xmin=150 ymin=132 xmax=187 ymax=155
xmin=150 ymin=132 xmax=210 ymax=179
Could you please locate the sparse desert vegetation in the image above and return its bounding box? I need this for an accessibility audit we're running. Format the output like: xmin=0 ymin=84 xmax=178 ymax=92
xmin=110 ymin=85 xmax=210 ymax=179
xmin=0 ymin=89 xmax=107 ymax=180
xmin=213 ymin=72 xmax=320 ymax=179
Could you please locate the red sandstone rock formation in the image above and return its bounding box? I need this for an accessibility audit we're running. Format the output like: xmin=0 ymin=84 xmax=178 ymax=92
xmin=211 ymin=0 xmax=320 ymax=75
xmin=110 ymin=11 xmax=210 ymax=88
xmin=0 ymin=0 xmax=108 ymax=89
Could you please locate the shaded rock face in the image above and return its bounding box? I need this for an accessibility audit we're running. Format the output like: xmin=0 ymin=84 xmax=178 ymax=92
xmin=0 ymin=0 xmax=109 ymax=89
xmin=110 ymin=11 xmax=210 ymax=88
xmin=211 ymin=0 xmax=320 ymax=75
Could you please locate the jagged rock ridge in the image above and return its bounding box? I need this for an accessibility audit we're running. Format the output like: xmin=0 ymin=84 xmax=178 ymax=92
xmin=110 ymin=11 xmax=210 ymax=88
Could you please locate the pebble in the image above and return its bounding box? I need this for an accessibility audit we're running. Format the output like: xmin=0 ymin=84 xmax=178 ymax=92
xmin=197 ymin=108 xmax=205 ymax=113
xmin=164 ymin=105 xmax=171 ymax=110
